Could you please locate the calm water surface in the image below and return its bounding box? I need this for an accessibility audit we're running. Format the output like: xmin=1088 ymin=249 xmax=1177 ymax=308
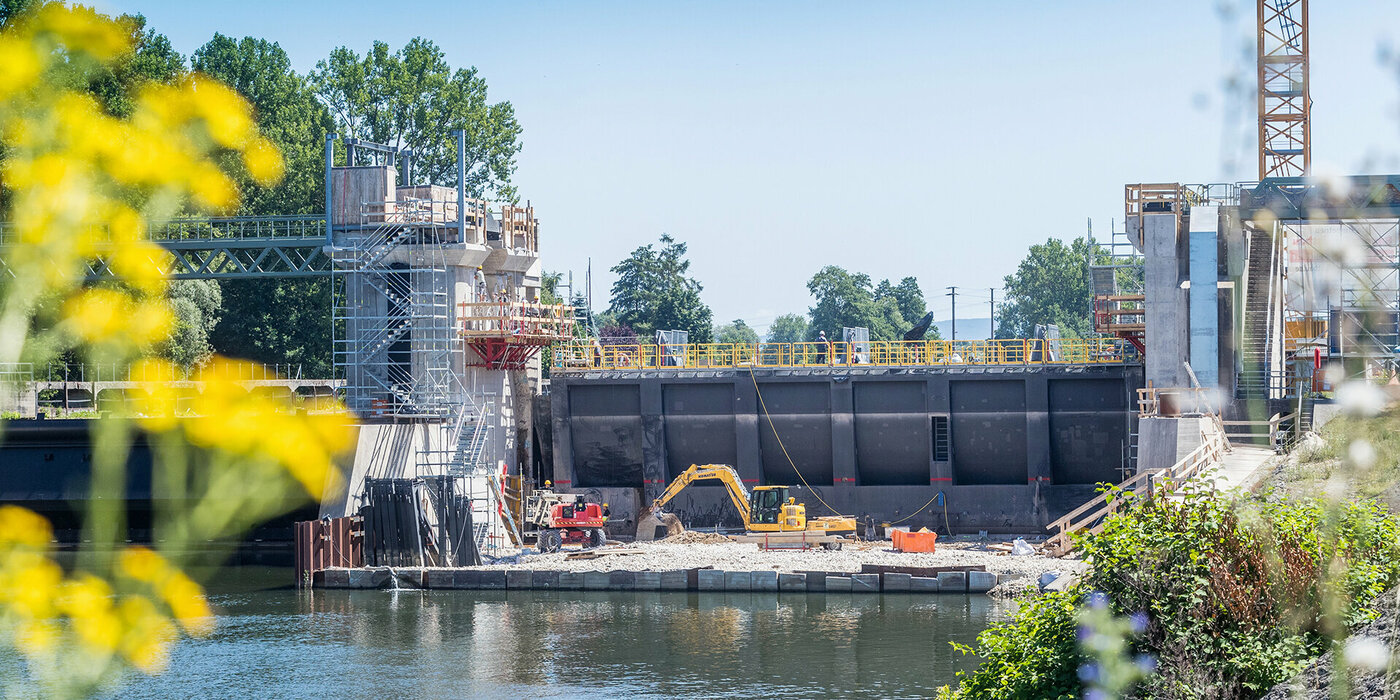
xmin=117 ymin=567 xmax=1006 ymax=699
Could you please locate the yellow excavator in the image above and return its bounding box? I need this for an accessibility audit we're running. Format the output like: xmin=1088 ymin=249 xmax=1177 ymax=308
xmin=636 ymin=464 xmax=856 ymax=549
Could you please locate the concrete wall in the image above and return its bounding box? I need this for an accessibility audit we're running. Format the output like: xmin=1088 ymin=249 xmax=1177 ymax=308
xmin=549 ymin=365 xmax=1142 ymax=533
xmin=1145 ymin=212 xmax=1188 ymax=388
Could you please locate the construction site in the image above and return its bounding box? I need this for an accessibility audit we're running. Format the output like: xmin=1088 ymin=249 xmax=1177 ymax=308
xmin=0 ymin=0 xmax=1393 ymax=598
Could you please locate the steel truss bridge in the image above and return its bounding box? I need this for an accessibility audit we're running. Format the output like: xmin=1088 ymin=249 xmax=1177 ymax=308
xmin=0 ymin=215 xmax=332 ymax=280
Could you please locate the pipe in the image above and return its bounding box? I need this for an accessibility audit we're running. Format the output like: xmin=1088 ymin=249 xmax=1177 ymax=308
xmin=454 ymin=129 xmax=466 ymax=243
xmin=324 ymin=133 xmax=336 ymax=244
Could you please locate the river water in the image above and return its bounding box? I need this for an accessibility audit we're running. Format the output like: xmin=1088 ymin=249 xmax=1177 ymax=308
xmin=115 ymin=567 xmax=1005 ymax=699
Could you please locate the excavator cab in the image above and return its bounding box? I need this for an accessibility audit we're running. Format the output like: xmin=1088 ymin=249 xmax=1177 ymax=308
xmin=749 ymin=486 xmax=807 ymax=532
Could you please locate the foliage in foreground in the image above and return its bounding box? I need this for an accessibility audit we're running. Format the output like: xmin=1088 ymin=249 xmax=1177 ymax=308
xmin=938 ymin=490 xmax=1400 ymax=700
xmin=0 ymin=4 xmax=352 ymax=696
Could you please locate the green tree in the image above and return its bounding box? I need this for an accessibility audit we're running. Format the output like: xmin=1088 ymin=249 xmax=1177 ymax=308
xmin=888 ymin=276 xmax=927 ymax=325
xmin=310 ymin=39 xmax=522 ymax=199
xmin=608 ymin=234 xmax=713 ymax=342
xmin=160 ymin=280 xmax=221 ymax=368
xmin=192 ymin=34 xmax=332 ymax=217
xmin=82 ymin=14 xmax=185 ymax=118
xmin=806 ymin=266 xmax=912 ymax=341
xmin=193 ymin=34 xmax=336 ymax=376
xmin=766 ymin=313 xmax=808 ymax=344
xmin=714 ymin=319 xmax=759 ymax=345
xmin=997 ymin=236 xmax=1099 ymax=339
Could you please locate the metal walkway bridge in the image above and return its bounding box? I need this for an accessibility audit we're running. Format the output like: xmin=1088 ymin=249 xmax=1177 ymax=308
xmin=0 ymin=215 xmax=331 ymax=280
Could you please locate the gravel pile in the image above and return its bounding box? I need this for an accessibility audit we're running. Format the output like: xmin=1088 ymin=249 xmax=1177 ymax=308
xmin=1261 ymin=588 xmax=1400 ymax=700
xmin=478 ymin=537 xmax=1085 ymax=582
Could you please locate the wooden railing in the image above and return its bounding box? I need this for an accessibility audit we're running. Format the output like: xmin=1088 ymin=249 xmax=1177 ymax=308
xmin=1045 ymin=415 xmax=1230 ymax=555
xmin=1221 ymin=412 xmax=1295 ymax=449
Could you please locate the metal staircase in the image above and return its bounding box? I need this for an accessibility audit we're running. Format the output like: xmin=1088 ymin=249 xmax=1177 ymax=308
xmin=1237 ymin=226 xmax=1279 ymax=399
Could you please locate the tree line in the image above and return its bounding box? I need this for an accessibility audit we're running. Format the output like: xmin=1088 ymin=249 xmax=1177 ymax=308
xmin=574 ymin=232 xmax=1103 ymax=347
xmin=1 ymin=3 xmax=523 ymax=374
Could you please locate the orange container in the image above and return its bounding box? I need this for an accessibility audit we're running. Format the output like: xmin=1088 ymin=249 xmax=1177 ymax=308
xmin=892 ymin=528 xmax=938 ymax=553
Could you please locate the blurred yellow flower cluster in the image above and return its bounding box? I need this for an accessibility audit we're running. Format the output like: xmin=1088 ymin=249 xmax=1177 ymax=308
xmin=0 ymin=5 xmax=348 ymax=693
xmin=0 ymin=3 xmax=283 ymax=360
xmin=131 ymin=357 xmax=352 ymax=496
xmin=0 ymin=508 xmax=210 ymax=681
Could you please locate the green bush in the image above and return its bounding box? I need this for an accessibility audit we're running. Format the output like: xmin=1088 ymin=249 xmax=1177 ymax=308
xmin=937 ymin=589 xmax=1083 ymax=700
xmin=937 ymin=490 xmax=1400 ymax=700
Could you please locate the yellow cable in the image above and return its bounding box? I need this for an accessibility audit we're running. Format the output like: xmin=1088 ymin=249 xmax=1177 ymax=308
xmin=746 ymin=367 xmax=848 ymax=517
xmin=886 ymin=493 xmax=943 ymax=526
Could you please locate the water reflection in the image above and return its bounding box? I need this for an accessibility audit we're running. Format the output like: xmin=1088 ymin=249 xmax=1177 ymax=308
xmin=118 ymin=568 xmax=1004 ymax=699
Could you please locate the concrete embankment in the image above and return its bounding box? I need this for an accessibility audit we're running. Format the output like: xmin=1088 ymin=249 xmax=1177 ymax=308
xmin=313 ymin=537 xmax=1081 ymax=596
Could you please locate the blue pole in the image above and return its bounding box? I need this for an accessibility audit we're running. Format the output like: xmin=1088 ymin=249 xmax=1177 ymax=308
xmin=454 ymin=129 xmax=466 ymax=243
xmin=324 ymin=133 xmax=337 ymax=245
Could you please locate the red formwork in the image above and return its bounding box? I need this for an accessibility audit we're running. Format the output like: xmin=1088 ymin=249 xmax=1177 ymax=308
xmin=293 ymin=516 xmax=364 ymax=587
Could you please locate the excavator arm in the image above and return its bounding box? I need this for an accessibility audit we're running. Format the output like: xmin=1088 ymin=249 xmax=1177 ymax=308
xmin=649 ymin=464 xmax=751 ymax=525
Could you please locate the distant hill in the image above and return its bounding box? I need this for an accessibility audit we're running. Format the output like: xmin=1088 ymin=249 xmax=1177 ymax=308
xmin=932 ymin=317 xmax=992 ymax=341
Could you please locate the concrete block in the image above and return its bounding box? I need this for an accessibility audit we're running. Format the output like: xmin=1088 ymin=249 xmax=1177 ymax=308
xmin=751 ymin=571 xmax=778 ymax=592
xmin=697 ymin=569 xmax=725 ymax=591
xmin=851 ymin=573 xmax=880 ymax=593
xmin=478 ymin=570 xmax=506 ymax=590
xmin=506 ymin=570 xmax=533 ymax=590
xmin=454 ymin=569 xmax=480 ymax=589
xmin=634 ymin=571 xmax=661 ymax=591
xmin=583 ymin=572 xmax=610 ymax=590
xmin=937 ymin=571 xmax=967 ymax=593
xmin=723 ymin=571 xmax=752 ymax=592
xmin=778 ymin=573 xmax=806 ymax=592
xmin=608 ymin=570 xmax=636 ymax=590
xmin=348 ymin=568 xmax=390 ymax=589
xmin=321 ymin=568 xmax=350 ymax=589
xmin=910 ymin=576 xmax=941 ymax=593
xmin=825 ymin=576 xmax=852 ymax=592
xmin=532 ymin=570 xmax=561 ymax=589
xmin=968 ymin=571 xmax=996 ymax=593
xmin=558 ymin=572 xmax=584 ymax=590
xmin=882 ymin=573 xmax=912 ymax=593
xmin=659 ymin=570 xmax=688 ymax=591
xmin=425 ymin=569 xmax=456 ymax=589
xmin=805 ymin=572 xmax=826 ymax=592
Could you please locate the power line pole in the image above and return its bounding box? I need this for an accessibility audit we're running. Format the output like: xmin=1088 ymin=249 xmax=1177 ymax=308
xmin=988 ymin=288 xmax=996 ymax=339
xmin=946 ymin=286 xmax=958 ymax=340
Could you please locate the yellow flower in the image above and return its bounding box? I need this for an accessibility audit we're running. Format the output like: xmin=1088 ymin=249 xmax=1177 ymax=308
xmin=0 ymin=36 xmax=41 ymax=96
xmin=117 ymin=546 xmax=170 ymax=584
xmin=34 ymin=4 xmax=132 ymax=61
xmin=107 ymin=240 xmax=171 ymax=296
xmin=62 ymin=288 xmax=131 ymax=344
xmin=242 ymin=137 xmax=285 ymax=186
xmin=2 ymin=554 xmax=61 ymax=619
xmin=188 ymin=162 xmax=237 ymax=212
xmin=188 ymin=77 xmax=254 ymax=148
xmin=0 ymin=505 xmax=54 ymax=547
xmin=117 ymin=595 xmax=175 ymax=674
xmin=57 ymin=575 xmax=121 ymax=654
xmin=159 ymin=571 xmax=213 ymax=637
xmin=130 ymin=298 xmax=175 ymax=346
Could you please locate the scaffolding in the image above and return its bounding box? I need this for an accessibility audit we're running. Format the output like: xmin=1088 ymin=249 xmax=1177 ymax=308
xmin=332 ymin=198 xmax=462 ymax=419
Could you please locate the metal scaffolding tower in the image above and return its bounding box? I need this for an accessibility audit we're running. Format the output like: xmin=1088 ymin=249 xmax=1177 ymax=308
xmin=332 ymin=198 xmax=461 ymax=419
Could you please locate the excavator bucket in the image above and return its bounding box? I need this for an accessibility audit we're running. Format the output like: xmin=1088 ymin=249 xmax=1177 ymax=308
xmin=635 ymin=510 xmax=684 ymax=541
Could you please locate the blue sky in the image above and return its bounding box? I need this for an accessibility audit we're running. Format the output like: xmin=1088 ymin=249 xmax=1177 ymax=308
xmin=99 ymin=0 xmax=1400 ymax=334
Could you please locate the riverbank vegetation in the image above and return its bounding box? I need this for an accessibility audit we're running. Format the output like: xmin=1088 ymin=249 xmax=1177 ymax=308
xmin=937 ymin=486 xmax=1400 ymax=699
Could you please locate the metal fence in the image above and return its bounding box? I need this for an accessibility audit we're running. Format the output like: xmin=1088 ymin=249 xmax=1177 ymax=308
xmin=553 ymin=337 xmax=1130 ymax=371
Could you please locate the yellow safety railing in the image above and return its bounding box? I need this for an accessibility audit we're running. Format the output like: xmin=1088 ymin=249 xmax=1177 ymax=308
xmin=552 ymin=337 xmax=1130 ymax=371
